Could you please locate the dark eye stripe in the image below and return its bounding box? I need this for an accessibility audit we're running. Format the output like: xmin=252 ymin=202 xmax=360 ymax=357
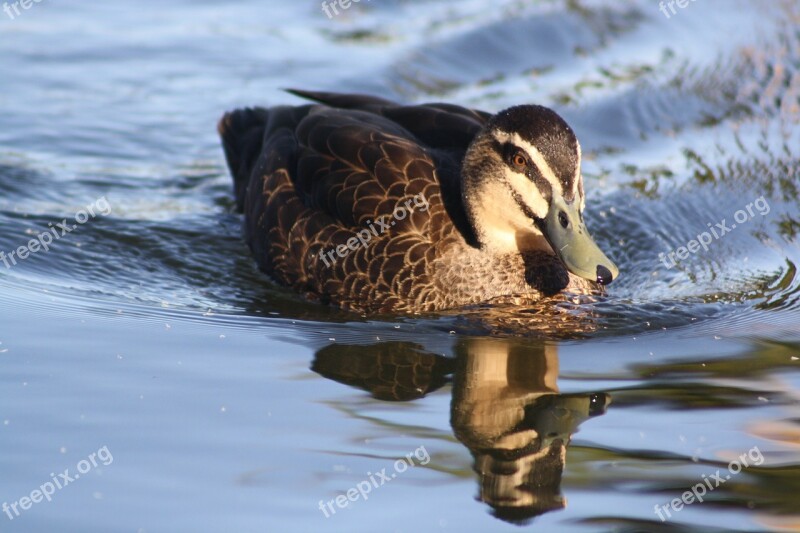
xmin=501 ymin=143 xmax=553 ymax=202
xmin=509 ymin=187 xmax=542 ymax=226
xmin=529 ymin=166 xmax=553 ymax=203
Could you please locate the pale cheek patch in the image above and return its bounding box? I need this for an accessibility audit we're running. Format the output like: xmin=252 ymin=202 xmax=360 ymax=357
xmin=507 ymin=170 xmax=548 ymax=219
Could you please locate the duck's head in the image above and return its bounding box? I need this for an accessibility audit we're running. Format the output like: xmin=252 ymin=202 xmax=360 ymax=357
xmin=462 ymin=105 xmax=619 ymax=286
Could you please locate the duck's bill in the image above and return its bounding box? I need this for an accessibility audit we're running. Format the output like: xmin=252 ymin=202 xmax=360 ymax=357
xmin=538 ymin=197 xmax=619 ymax=286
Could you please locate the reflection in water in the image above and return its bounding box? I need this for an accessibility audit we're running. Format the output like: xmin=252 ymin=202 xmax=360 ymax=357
xmin=452 ymin=339 xmax=608 ymax=524
xmin=312 ymin=338 xmax=609 ymax=524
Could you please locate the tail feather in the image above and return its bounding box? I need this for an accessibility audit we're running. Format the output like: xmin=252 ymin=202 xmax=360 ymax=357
xmin=217 ymin=107 xmax=269 ymax=211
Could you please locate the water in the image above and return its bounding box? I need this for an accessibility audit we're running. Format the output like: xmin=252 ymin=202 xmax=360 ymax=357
xmin=1 ymin=0 xmax=799 ymax=531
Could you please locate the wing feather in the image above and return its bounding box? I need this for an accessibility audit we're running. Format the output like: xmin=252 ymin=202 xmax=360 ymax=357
xmin=219 ymin=91 xmax=487 ymax=312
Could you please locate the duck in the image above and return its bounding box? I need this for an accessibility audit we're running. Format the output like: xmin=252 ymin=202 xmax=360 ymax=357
xmin=218 ymin=90 xmax=618 ymax=314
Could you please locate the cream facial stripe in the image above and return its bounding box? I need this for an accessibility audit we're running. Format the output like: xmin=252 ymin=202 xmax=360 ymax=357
xmin=505 ymin=168 xmax=549 ymax=219
xmin=575 ymin=141 xmax=585 ymax=211
xmin=493 ymin=131 xmax=563 ymax=196
xmin=574 ymin=141 xmax=582 ymax=197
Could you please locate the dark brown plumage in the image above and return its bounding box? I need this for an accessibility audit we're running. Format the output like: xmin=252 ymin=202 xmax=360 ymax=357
xmin=218 ymin=90 xmax=616 ymax=314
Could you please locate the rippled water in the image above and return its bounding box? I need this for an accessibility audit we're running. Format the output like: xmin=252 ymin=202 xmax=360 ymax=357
xmin=1 ymin=0 xmax=799 ymax=531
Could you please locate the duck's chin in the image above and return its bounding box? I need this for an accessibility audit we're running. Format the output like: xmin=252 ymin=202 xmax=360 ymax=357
xmin=514 ymin=229 xmax=553 ymax=255
xmin=473 ymin=225 xmax=552 ymax=255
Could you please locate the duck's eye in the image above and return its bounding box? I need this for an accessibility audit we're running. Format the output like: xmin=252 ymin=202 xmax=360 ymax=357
xmin=511 ymin=151 xmax=527 ymax=170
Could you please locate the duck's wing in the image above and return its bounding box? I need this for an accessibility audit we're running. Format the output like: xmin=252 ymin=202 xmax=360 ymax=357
xmin=383 ymin=103 xmax=491 ymax=150
xmin=287 ymin=88 xmax=491 ymax=150
xmin=219 ymin=95 xmax=473 ymax=312
xmin=287 ymin=90 xmax=487 ymax=243
xmin=285 ymin=89 xmax=397 ymax=112
xmin=219 ymin=101 xmax=444 ymax=234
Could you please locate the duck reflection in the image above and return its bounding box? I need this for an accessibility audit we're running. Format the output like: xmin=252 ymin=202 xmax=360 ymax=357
xmin=311 ymin=338 xmax=609 ymax=524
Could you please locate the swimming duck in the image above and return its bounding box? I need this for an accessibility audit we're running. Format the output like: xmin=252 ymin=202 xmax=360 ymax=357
xmin=218 ymin=90 xmax=618 ymax=314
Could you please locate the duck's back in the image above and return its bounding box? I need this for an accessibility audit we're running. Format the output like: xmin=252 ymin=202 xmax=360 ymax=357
xmin=218 ymin=91 xmax=490 ymax=313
